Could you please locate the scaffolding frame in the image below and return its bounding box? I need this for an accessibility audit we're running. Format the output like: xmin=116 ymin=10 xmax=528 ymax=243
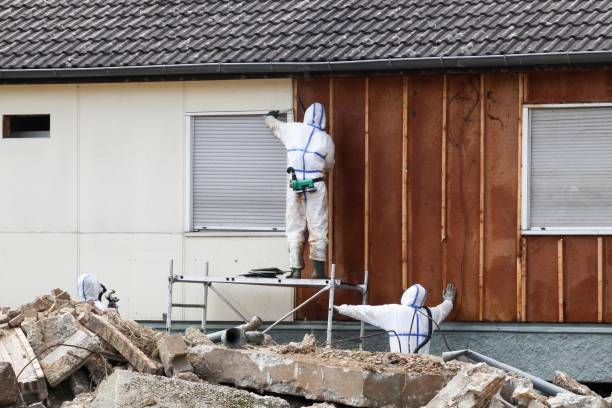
xmin=166 ymin=260 xmax=369 ymax=347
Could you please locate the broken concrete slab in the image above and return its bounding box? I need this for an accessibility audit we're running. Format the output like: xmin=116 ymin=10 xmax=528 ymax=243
xmin=40 ymin=329 xmax=99 ymax=387
xmin=512 ymin=386 xmax=549 ymax=406
xmin=8 ymin=314 xmax=24 ymax=328
xmin=0 ymin=362 xmax=18 ymax=406
xmin=553 ymin=370 xmax=598 ymax=396
xmin=157 ymin=335 xmax=192 ymax=376
xmin=424 ymin=363 xmax=505 ymax=408
xmin=183 ymin=327 xmax=212 ymax=347
xmin=22 ymin=314 xmax=79 ymax=360
xmin=0 ymin=314 xmax=8 ymax=325
xmin=0 ymin=328 xmax=47 ymax=402
xmin=547 ymin=393 xmax=608 ymax=408
xmin=77 ymin=369 xmax=289 ymax=408
xmin=78 ymin=313 xmax=161 ymax=375
xmin=190 ymin=345 xmax=459 ymax=407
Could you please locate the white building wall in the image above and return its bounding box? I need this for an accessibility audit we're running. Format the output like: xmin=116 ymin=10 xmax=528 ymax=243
xmin=0 ymin=79 xmax=293 ymax=321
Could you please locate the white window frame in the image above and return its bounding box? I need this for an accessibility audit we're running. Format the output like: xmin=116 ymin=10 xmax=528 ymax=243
xmin=522 ymin=102 xmax=612 ymax=235
xmin=184 ymin=110 xmax=293 ymax=233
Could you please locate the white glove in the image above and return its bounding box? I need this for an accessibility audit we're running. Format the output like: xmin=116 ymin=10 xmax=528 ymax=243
xmin=442 ymin=283 xmax=457 ymax=303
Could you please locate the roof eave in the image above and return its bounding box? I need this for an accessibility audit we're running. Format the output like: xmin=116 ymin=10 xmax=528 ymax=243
xmin=1 ymin=51 xmax=612 ymax=79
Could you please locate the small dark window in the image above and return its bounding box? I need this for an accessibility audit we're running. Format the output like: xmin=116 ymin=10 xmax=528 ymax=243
xmin=2 ymin=115 xmax=50 ymax=138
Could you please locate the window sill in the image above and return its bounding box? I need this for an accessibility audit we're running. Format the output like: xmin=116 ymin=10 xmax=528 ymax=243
xmin=185 ymin=231 xmax=286 ymax=237
xmin=522 ymin=229 xmax=612 ymax=236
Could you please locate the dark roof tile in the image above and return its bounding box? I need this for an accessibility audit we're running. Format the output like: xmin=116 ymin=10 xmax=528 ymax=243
xmin=0 ymin=0 xmax=611 ymax=70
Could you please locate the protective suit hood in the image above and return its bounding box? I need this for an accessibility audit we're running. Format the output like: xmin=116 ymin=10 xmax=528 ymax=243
xmin=401 ymin=284 xmax=427 ymax=308
xmin=304 ymin=103 xmax=326 ymax=130
xmin=77 ymin=274 xmax=105 ymax=310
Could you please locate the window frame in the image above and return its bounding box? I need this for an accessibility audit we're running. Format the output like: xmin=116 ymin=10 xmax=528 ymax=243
xmin=522 ymin=102 xmax=612 ymax=235
xmin=184 ymin=110 xmax=293 ymax=233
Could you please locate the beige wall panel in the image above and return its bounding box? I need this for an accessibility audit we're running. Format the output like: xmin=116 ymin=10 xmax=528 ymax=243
xmin=78 ymin=233 xmax=182 ymax=320
xmin=78 ymin=83 xmax=184 ymax=233
xmin=184 ymin=79 xmax=293 ymax=112
xmin=182 ymin=235 xmax=292 ymax=321
xmin=0 ymin=233 xmax=76 ymax=306
xmin=0 ymin=85 xmax=77 ymax=232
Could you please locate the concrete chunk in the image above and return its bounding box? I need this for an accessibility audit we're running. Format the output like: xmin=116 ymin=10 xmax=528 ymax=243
xmin=78 ymin=313 xmax=161 ymax=375
xmin=424 ymin=363 xmax=505 ymax=408
xmin=8 ymin=314 xmax=24 ymax=327
xmin=40 ymin=330 xmax=99 ymax=387
xmin=157 ymin=335 xmax=192 ymax=376
xmin=81 ymin=369 xmax=289 ymax=408
xmin=0 ymin=362 xmax=18 ymax=406
xmin=547 ymin=393 xmax=608 ymax=408
xmin=190 ymin=345 xmax=457 ymax=407
xmin=22 ymin=314 xmax=79 ymax=360
xmin=553 ymin=370 xmax=598 ymax=396
xmin=0 ymin=328 xmax=47 ymax=402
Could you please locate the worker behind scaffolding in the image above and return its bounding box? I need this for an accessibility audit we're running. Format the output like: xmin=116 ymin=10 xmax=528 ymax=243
xmin=334 ymin=283 xmax=456 ymax=354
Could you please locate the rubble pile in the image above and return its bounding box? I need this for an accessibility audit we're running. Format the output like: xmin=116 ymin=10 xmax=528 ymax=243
xmin=1 ymin=290 xmax=610 ymax=408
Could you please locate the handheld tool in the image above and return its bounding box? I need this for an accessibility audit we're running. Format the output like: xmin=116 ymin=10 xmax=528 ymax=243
xmin=286 ymin=167 xmax=323 ymax=192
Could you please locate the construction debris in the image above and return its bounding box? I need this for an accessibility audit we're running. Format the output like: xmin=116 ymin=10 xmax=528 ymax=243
xmin=553 ymin=370 xmax=599 ymax=396
xmin=156 ymin=335 xmax=192 ymax=376
xmin=424 ymin=363 xmax=505 ymax=408
xmin=0 ymin=362 xmax=18 ymax=406
xmin=77 ymin=312 xmax=162 ymax=375
xmin=0 ymin=327 xmax=47 ymax=402
xmin=189 ymin=344 xmax=458 ymax=407
xmin=64 ymin=369 xmax=289 ymax=408
xmin=1 ymin=288 xmax=607 ymax=408
xmin=547 ymin=393 xmax=608 ymax=408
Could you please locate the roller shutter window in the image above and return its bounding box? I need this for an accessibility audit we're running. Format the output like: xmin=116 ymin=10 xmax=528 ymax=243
xmin=526 ymin=106 xmax=612 ymax=232
xmin=192 ymin=114 xmax=287 ymax=231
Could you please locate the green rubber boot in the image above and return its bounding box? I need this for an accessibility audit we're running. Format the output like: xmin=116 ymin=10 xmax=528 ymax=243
xmin=288 ymin=268 xmax=302 ymax=279
xmin=312 ymin=260 xmax=328 ymax=279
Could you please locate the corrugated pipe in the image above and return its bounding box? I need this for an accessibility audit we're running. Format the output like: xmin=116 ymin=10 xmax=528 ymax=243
xmin=442 ymin=349 xmax=568 ymax=396
xmin=207 ymin=316 xmax=263 ymax=347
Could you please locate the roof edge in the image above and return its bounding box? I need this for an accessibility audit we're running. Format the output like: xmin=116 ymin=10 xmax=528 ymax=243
xmin=2 ymin=51 xmax=612 ymax=79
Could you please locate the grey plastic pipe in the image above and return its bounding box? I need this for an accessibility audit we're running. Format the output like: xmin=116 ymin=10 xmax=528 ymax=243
xmin=442 ymin=349 xmax=569 ymax=397
xmin=222 ymin=328 xmax=265 ymax=348
xmin=206 ymin=316 xmax=263 ymax=343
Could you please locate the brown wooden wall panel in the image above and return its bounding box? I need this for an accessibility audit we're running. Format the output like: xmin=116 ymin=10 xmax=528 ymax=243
xmin=526 ymin=237 xmax=559 ymax=322
xmin=605 ymin=238 xmax=612 ymax=322
xmin=527 ymin=71 xmax=612 ymax=103
xmin=295 ymin=77 xmax=330 ymax=320
xmin=564 ymin=237 xmax=598 ymax=322
xmin=368 ymin=76 xmax=404 ymax=305
xmin=445 ymin=75 xmax=481 ymax=321
xmin=407 ymin=75 xmax=444 ymax=307
xmin=482 ymin=73 xmax=519 ymax=321
xmin=329 ymin=77 xmax=366 ymax=308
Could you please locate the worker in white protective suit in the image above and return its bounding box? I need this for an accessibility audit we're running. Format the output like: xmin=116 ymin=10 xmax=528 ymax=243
xmin=334 ymin=283 xmax=456 ymax=354
xmin=77 ymin=274 xmax=107 ymax=311
xmin=264 ymin=103 xmax=335 ymax=279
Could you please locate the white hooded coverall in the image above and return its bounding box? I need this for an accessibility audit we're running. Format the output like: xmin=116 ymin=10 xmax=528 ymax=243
xmin=265 ymin=103 xmax=335 ymax=269
xmin=77 ymin=274 xmax=105 ymax=311
xmin=336 ymin=284 xmax=453 ymax=354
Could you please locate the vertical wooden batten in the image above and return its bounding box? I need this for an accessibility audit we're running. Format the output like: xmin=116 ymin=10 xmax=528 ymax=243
xmin=598 ymin=237 xmax=604 ymax=322
xmin=478 ymin=74 xmax=485 ymax=321
xmin=517 ymin=73 xmax=526 ymax=321
xmin=364 ymin=78 xmax=370 ymax=273
xmin=402 ymin=77 xmax=409 ymax=289
xmin=441 ymin=74 xmax=448 ymax=286
xmin=327 ymin=78 xmax=335 ymax=273
xmin=558 ymin=238 xmax=564 ymax=322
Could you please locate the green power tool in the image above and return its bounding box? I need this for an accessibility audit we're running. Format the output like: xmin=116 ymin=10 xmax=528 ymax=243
xmin=287 ymin=167 xmax=324 ymax=192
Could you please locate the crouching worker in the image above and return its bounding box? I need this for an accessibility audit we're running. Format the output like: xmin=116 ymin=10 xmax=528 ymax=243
xmin=334 ymin=283 xmax=456 ymax=354
xmin=77 ymin=273 xmax=109 ymax=313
